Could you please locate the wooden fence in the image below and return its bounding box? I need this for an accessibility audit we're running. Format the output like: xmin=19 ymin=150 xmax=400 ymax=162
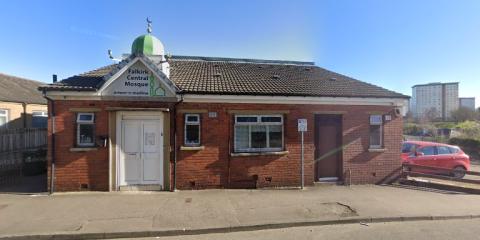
xmin=0 ymin=128 xmax=47 ymax=189
xmin=0 ymin=128 xmax=47 ymax=153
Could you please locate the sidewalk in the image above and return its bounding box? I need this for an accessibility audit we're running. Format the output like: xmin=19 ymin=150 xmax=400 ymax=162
xmin=1 ymin=185 xmax=480 ymax=239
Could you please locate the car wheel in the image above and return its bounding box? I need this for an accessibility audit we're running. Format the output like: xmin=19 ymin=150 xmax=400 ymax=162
xmin=452 ymin=166 xmax=466 ymax=179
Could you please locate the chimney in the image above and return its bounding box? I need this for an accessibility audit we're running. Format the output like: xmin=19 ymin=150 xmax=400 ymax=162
xmin=52 ymin=74 xmax=57 ymax=83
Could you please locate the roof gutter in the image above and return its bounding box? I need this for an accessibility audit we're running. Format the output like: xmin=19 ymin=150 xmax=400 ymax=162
xmin=181 ymin=94 xmax=410 ymax=106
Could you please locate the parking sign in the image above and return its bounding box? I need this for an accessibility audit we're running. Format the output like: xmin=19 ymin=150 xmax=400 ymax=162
xmin=298 ymin=119 xmax=307 ymax=132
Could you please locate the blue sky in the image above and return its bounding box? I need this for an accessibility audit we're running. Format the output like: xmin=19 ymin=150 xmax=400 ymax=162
xmin=1 ymin=0 xmax=479 ymax=106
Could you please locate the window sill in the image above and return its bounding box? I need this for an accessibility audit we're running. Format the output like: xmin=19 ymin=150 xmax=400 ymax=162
xmin=180 ymin=146 xmax=205 ymax=151
xmin=230 ymin=151 xmax=289 ymax=157
xmin=368 ymin=148 xmax=386 ymax=153
xmin=70 ymin=147 xmax=98 ymax=152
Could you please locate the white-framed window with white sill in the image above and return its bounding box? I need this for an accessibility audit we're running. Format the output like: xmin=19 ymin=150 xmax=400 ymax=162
xmin=369 ymin=115 xmax=383 ymax=149
xmin=184 ymin=114 xmax=201 ymax=146
xmin=0 ymin=109 xmax=8 ymax=129
xmin=76 ymin=113 xmax=95 ymax=147
xmin=32 ymin=111 xmax=48 ymax=128
xmin=234 ymin=115 xmax=284 ymax=153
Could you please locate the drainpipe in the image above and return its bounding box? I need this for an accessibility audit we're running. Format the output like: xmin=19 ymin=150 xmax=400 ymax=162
xmin=227 ymin=114 xmax=232 ymax=188
xmin=43 ymin=94 xmax=55 ymax=194
xmin=172 ymin=94 xmax=184 ymax=191
xmin=22 ymin=102 xmax=27 ymax=128
xmin=43 ymin=74 xmax=57 ymax=194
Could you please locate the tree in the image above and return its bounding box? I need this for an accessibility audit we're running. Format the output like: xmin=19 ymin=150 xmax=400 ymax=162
xmin=418 ymin=107 xmax=439 ymax=124
xmin=451 ymin=107 xmax=478 ymax=122
xmin=404 ymin=111 xmax=414 ymax=123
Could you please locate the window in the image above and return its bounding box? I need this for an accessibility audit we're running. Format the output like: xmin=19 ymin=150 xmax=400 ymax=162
xmin=32 ymin=111 xmax=48 ymax=128
xmin=436 ymin=146 xmax=451 ymax=155
xmin=76 ymin=113 xmax=95 ymax=147
xmin=234 ymin=115 xmax=283 ymax=152
xmin=402 ymin=143 xmax=418 ymax=153
xmin=0 ymin=109 xmax=8 ymax=128
xmin=448 ymin=147 xmax=460 ymax=154
xmin=419 ymin=146 xmax=435 ymax=156
xmin=184 ymin=114 xmax=200 ymax=146
xmin=369 ymin=115 xmax=383 ymax=149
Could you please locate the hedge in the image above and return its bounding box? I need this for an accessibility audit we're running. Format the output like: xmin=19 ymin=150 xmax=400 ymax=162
xmin=449 ymin=138 xmax=480 ymax=149
xmin=449 ymin=137 xmax=480 ymax=160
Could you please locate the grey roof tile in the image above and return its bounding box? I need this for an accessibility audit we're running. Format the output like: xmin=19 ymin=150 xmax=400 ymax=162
xmin=0 ymin=73 xmax=47 ymax=104
xmin=40 ymin=55 xmax=409 ymax=99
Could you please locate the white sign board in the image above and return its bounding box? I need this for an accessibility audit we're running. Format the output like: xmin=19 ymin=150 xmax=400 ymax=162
xmin=102 ymin=61 xmax=169 ymax=97
xmin=298 ymin=119 xmax=307 ymax=132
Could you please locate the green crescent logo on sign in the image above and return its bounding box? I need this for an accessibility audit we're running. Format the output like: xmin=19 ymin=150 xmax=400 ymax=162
xmin=149 ymin=74 xmax=166 ymax=96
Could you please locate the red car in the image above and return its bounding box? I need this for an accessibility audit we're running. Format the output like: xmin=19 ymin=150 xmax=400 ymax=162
xmin=401 ymin=141 xmax=470 ymax=178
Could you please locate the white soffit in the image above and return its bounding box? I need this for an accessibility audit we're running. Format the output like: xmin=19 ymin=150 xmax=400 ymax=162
xmin=182 ymin=94 xmax=408 ymax=107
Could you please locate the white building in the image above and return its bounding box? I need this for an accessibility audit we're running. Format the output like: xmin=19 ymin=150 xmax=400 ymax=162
xmin=459 ymin=97 xmax=476 ymax=111
xmin=411 ymin=82 xmax=459 ymax=121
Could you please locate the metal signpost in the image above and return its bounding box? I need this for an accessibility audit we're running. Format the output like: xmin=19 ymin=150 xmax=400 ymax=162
xmin=298 ymin=119 xmax=307 ymax=189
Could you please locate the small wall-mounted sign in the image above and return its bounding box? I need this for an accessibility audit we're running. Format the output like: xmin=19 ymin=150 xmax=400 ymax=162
xmin=208 ymin=112 xmax=218 ymax=118
xmin=145 ymin=132 xmax=156 ymax=146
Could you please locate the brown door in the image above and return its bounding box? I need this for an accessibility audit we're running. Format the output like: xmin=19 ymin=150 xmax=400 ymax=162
xmin=314 ymin=115 xmax=342 ymax=181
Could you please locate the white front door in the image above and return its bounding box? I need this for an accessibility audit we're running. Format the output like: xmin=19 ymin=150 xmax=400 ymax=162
xmin=119 ymin=113 xmax=163 ymax=188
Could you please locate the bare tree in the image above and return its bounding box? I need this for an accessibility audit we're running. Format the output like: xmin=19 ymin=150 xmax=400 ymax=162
xmin=419 ymin=107 xmax=439 ymax=124
xmin=451 ymin=107 xmax=478 ymax=122
xmin=405 ymin=111 xmax=414 ymax=123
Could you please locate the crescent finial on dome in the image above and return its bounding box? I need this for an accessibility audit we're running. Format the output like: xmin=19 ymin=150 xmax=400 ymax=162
xmin=147 ymin=17 xmax=152 ymax=34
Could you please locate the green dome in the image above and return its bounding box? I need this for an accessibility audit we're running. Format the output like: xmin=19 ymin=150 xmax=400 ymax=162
xmin=131 ymin=34 xmax=164 ymax=55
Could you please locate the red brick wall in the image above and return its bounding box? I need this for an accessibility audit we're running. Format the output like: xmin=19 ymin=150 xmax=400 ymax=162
xmin=47 ymin=100 xmax=174 ymax=192
xmin=47 ymin=100 xmax=403 ymax=191
xmin=341 ymin=107 xmax=404 ymax=184
xmin=175 ymin=103 xmax=403 ymax=189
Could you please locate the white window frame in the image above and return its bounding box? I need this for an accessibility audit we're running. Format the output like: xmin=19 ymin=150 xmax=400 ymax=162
xmin=76 ymin=113 xmax=95 ymax=147
xmin=369 ymin=115 xmax=383 ymax=149
xmin=234 ymin=115 xmax=284 ymax=153
xmin=0 ymin=109 xmax=8 ymax=129
xmin=32 ymin=111 xmax=48 ymax=117
xmin=184 ymin=113 xmax=201 ymax=146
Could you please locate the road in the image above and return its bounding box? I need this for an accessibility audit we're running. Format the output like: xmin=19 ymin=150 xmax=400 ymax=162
xmin=116 ymin=219 xmax=480 ymax=240
xmin=466 ymin=163 xmax=480 ymax=181
xmin=471 ymin=163 xmax=480 ymax=172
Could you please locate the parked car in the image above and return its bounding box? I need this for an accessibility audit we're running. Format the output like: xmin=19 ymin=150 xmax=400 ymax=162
xmin=401 ymin=140 xmax=470 ymax=178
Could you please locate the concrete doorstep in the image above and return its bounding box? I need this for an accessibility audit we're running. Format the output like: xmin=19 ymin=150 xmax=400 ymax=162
xmin=1 ymin=185 xmax=480 ymax=240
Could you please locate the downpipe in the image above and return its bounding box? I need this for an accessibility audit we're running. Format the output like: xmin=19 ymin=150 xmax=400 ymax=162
xmin=44 ymin=74 xmax=57 ymax=195
xmin=172 ymin=94 xmax=184 ymax=191
xmin=42 ymin=91 xmax=55 ymax=194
